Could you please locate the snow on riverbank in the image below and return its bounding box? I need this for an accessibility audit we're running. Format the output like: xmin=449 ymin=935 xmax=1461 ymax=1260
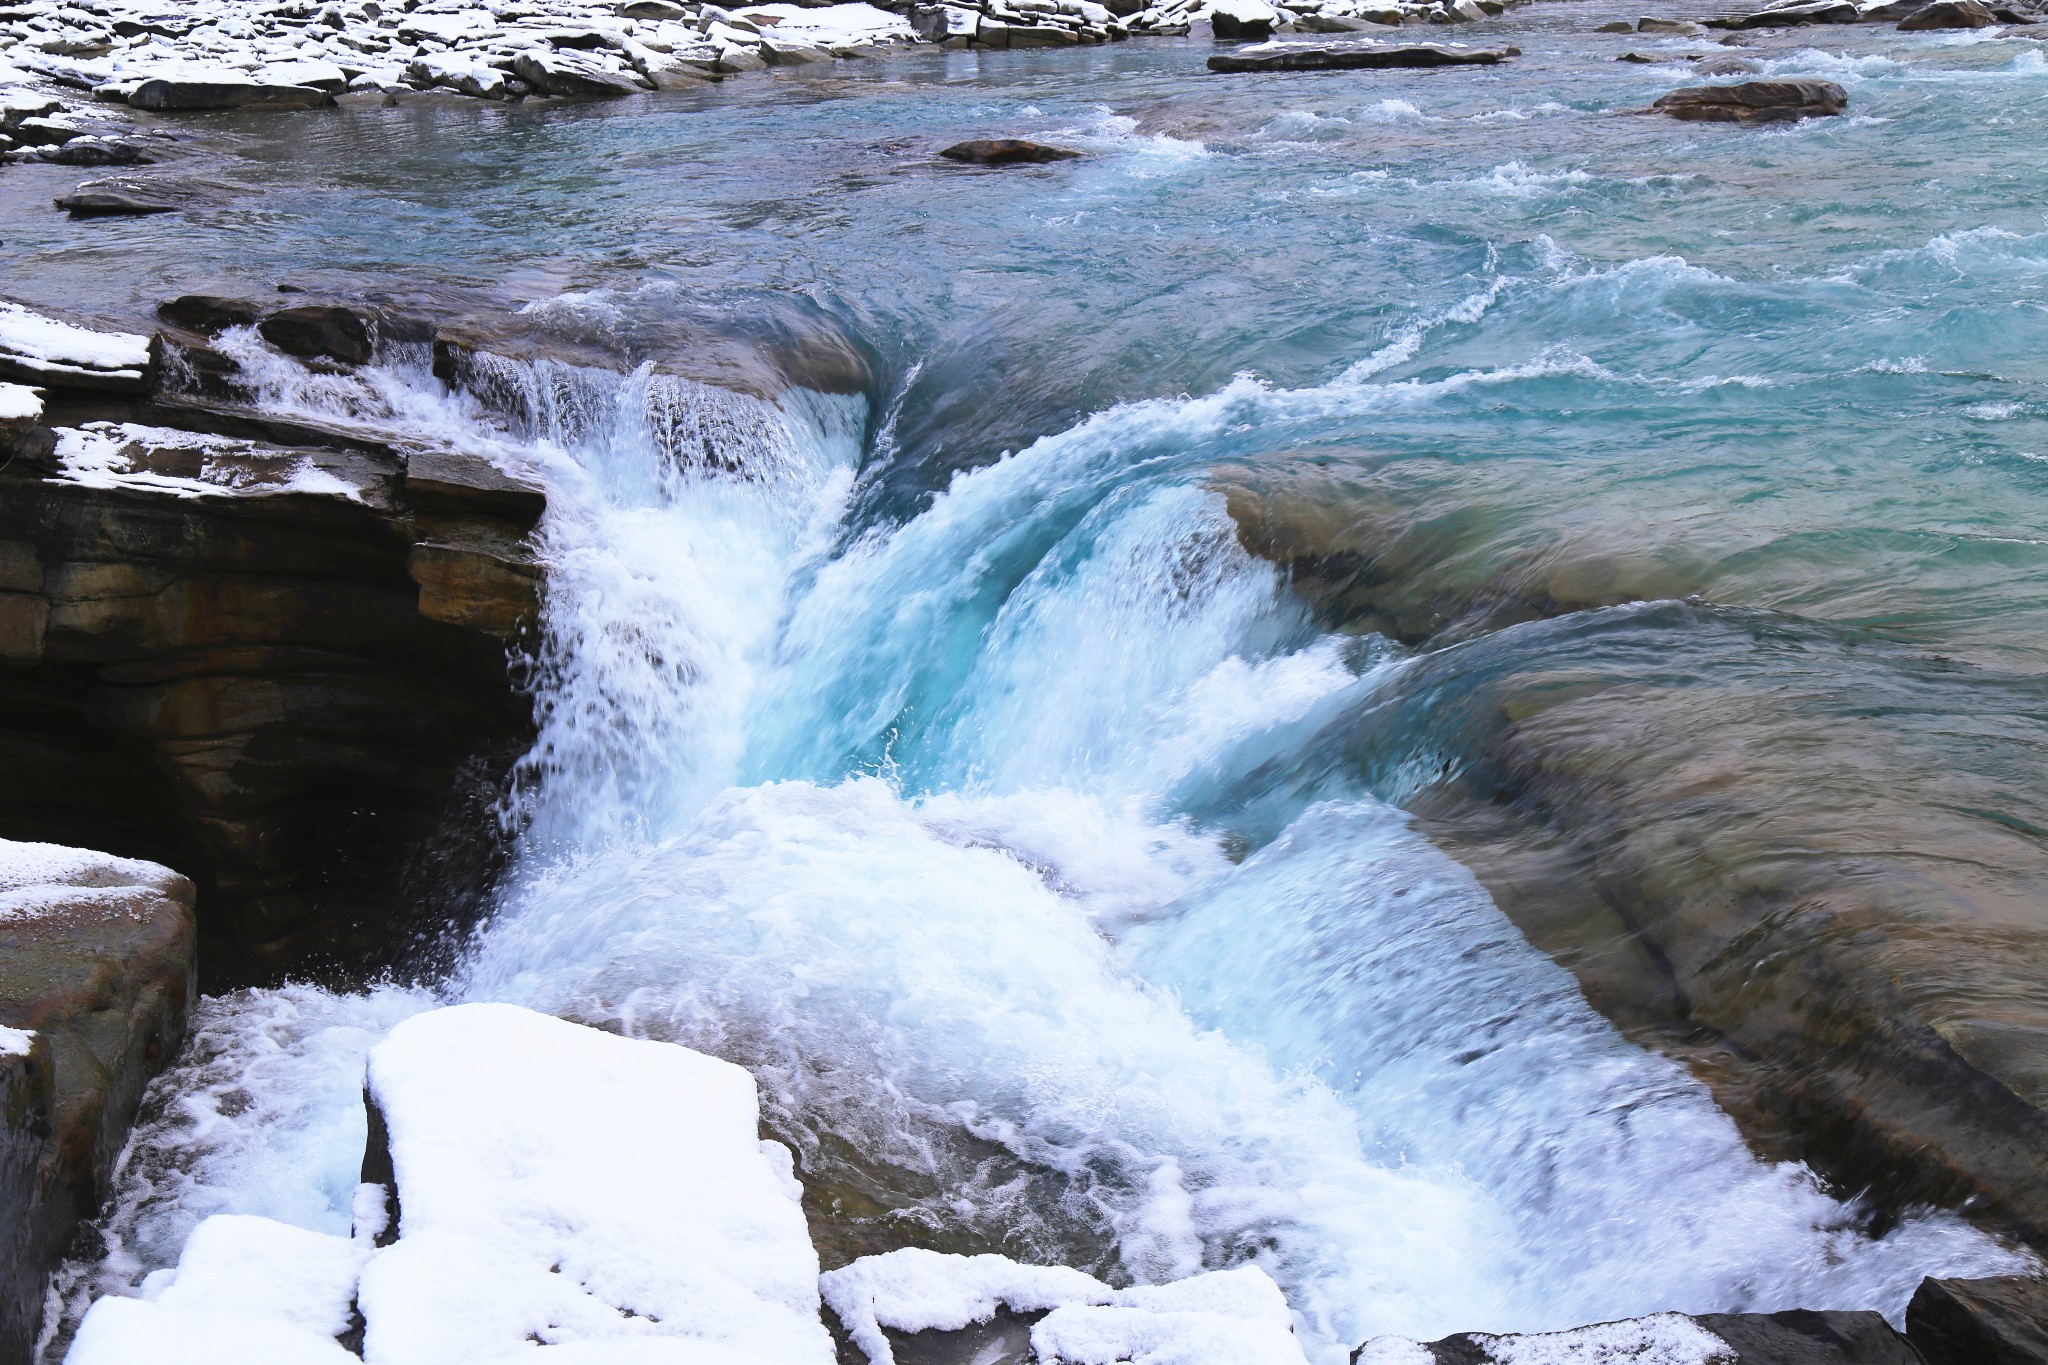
xmin=58 ymin=1002 xmax=1322 ymax=1364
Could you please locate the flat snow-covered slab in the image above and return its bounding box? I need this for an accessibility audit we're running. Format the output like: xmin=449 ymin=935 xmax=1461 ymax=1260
xmin=0 ymin=301 xmax=152 ymax=391
xmin=66 ymin=1214 xmax=368 ymax=1365
xmin=357 ymin=1002 xmax=834 ymax=1365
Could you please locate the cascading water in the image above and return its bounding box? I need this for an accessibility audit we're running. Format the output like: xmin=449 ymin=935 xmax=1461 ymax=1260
xmin=41 ymin=12 xmax=2048 ymax=1358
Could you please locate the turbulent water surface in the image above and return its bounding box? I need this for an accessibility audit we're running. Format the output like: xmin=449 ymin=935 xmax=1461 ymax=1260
xmin=32 ymin=4 xmax=2048 ymax=1359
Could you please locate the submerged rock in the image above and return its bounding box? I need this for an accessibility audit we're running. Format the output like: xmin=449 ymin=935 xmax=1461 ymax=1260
xmin=52 ymin=189 xmax=177 ymax=217
xmin=1208 ymin=38 xmax=1517 ymax=68
xmin=939 ymin=137 xmax=1084 ymax=164
xmin=0 ymin=840 xmax=197 ymax=1364
xmin=1898 ymin=0 xmax=1998 ymax=26
xmin=1653 ymin=79 xmax=1847 ymax=122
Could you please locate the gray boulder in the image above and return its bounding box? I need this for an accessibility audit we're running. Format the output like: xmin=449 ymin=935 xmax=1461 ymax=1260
xmin=128 ymin=78 xmax=334 ymax=110
xmin=0 ymin=843 xmax=197 ymax=1365
xmin=1356 ymin=1308 xmax=1925 ymax=1365
xmin=1899 ymin=0 xmax=1998 ymax=25
xmin=511 ymin=50 xmax=646 ymax=97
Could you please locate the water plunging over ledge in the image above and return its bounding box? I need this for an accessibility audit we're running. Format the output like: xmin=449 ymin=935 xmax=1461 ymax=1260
xmin=29 ymin=3 xmax=2048 ymax=1359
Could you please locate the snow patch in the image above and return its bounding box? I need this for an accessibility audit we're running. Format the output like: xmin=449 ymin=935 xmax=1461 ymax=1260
xmin=821 ymin=1249 xmax=1308 ymax=1365
xmin=357 ymin=1003 xmax=835 ymax=1365
xmin=0 ymin=1025 xmax=33 ymax=1058
xmin=0 ymin=301 xmax=151 ymax=382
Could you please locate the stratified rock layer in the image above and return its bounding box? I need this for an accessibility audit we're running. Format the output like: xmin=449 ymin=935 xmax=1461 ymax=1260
xmin=0 ymin=301 xmax=543 ymax=979
xmin=0 ymin=840 xmax=196 ymax=1365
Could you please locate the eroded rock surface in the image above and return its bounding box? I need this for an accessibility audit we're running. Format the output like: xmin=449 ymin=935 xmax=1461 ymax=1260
xmin=0 ymin=301 xmax=542 ymax=979
xmin=0 ymin=839 xmax=196 ymax=1365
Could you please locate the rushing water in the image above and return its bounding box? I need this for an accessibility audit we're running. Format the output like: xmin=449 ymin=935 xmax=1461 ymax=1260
xmin=31 ymin=3 xmax=2048 ymax=1360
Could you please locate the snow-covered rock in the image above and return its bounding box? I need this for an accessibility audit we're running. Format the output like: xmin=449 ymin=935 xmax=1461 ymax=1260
xmin=356 ymin=1003 xmax=836 ymax=1365
xmin=0 ymin=301 xmax=154 ymax=394
xmin=67 ymin=1215 xmax=370 ymax=1365
xmin=821 ymin=1248 xmax=1310 ymax=1365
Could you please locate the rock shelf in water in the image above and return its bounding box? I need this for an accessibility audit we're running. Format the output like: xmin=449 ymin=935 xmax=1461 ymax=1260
xmin=1653 ymin=78 xmax=1848 ymax=122
xmin=1208 ymin=38 xmax=1517 ymax=68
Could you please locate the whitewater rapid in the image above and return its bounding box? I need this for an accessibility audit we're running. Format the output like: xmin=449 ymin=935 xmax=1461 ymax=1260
xmin=54 ymin=300 xmax=2033 ymax=1363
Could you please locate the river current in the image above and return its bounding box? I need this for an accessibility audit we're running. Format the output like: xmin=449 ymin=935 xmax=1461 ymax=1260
xmin=28 ymin=3 xmax=2048 ymax=1360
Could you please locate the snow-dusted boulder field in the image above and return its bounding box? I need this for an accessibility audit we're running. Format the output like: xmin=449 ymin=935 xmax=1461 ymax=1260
xmin=59 ymin=1003 xmax=1319 ymax=1365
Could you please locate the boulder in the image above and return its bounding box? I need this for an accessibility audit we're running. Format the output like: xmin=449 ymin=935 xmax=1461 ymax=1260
xmin=157 ymin=295 xmax=262 ymax=336
xmin=511 ymin=49 xmax=647 ymax=96
xmin=53 ymin=189 xmax=177 ymax=217
xmin=0 ymin=840 xmax=197 ymax=1365
xmin=620 ymin=0 xmax=691 ymax=14
xmin=1638 ymin=14 xmax=1706 ymax=30
xmin=1906 ymin=1276 xmax=2048 ymax=1364
xmin=1208 ymin=38 xmax=1517 ymax=68
xmin=1899 ymin=0 xmax=1998 ymax=25
xmin=1208 ymin=0 xmax=1280 ymax=37
xmin=257 ymin=303 xmax=375 ymax=366
xmin=1706 ymin=0 xmax=1859 ymax=25
xmin=0 ymin=383 xmax=51 ymax=469
xmin=1355 ymin=1309 xmax=1926 ymax=1364
xmin=355 ymin=1004 xmax=837 ymax=1363
xmin=25 ymin=136 xmax=154 ymax=166
xmin=127 ymin=78 xmax=335 ymax=111
xmin=940 ymin=138 xmax=1085 ymax=164
xmin=1652 ymin=78 xmax=1847 ymax=121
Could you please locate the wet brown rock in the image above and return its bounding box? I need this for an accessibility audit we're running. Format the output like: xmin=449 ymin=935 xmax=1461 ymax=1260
xmin=1906 ymin=1276 xmax=2048 ymax=1364
xmin=0 ymin=842 xmax=197 ymax=1364
xmin=157 ymin=295 xmax=262 ymax=337
xmin=1653 ymin=79 xmax=1846 ymax=122
xmin=1898 ymin=0 xmax=1998 ymax=26
xmin=939 ymin=138 xmax=1084 ymax=165
xmin=258 ymin=303 xmax=374 ymax=366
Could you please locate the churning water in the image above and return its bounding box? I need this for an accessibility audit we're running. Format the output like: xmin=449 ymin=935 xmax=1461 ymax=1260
xmin=35 ymin=2 xmax=2048 ymax=1358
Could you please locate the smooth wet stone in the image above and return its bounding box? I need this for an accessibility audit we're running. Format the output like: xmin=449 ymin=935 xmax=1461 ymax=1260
xmin=939 ymin=137 xmax=1084 ymax=164
xmin=1207 ymin=38 xmax=1516 ymax=69
xmin=1906 ymin=1276 xmax=2048 ymax=1364
xmin=127 ymin=77 xmax=335 ymax=111
xmin=1653 ymin=78 xmax=1847 ymax=122
xmin=158 ymin=295 xmax=262 ymax=335
xmin=1899 ymin=0 xmax=1998 ymax=25
xmin=257 ymin=303 xmax=374 ymax=366
xmin=0 ymin=841 xmax=197 ymax=1365
xmin=52 ymin=189 xmax=174 ymax=216
xmin=26 ymin=136 xmax=153 ymax=166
